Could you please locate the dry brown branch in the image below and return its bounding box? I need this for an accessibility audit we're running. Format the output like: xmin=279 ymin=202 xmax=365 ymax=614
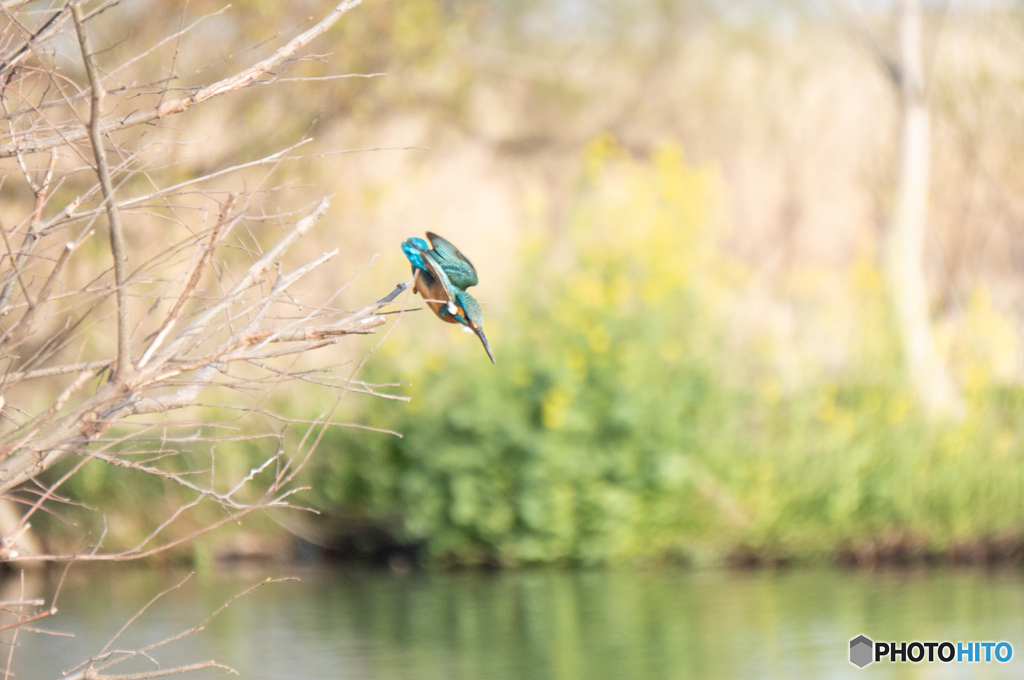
xmin=67 ymin=662 xmax=231 ymax=680
xmin=0 ymin=188 xmax=400 ymax=497
xmin=0 ymin=0 xmax=428 ymax=675
xmin=101 ymin=572 xmax=193 ymax=657
xmin=0 ymin=0 xmax=362 ymax=158
xmin=14 ymin=141 xmax=428 ymax=245
xmin=0 ymin=604 xmax=54 ymax=633
xmin=0 ymin=1 xmax=73 ymax=85
xmin=62 ymin=577 xmax=295 ymax=680
xmin=0 ymin=598 xmax=44 ymax=607
xmin=72 ymin=2 xmax=130 ymax=382
xmin=142 ymin=199 xmax=232 ymax=363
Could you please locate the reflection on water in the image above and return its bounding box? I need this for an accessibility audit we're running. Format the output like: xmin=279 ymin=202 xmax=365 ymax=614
xmin=11 ymin=566 xmax=1024 ymax=679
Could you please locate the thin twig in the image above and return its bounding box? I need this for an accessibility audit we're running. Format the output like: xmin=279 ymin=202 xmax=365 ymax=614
xmin=66 ymin=660 xmax=232 ymax=680
xmin=0 ymin=605 xmax=55 ymax=633
xmin=0 ymin=0 xmax=363 ymax=158
xmin=100 ymin=573 xmax=192 ymax=656
xmin=73 ymin=3 xmax=131 ymax=381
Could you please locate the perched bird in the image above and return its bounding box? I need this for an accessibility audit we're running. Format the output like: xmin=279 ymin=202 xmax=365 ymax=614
xmin=401 ymin=232 xmax=495 ymax=364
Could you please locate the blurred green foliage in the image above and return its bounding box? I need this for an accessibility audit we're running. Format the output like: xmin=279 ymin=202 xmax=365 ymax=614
xmin=27 ymin=0 xmax=1024 ymax=563
xmin=310 ymin=136 xmax=1024 ymax=566
xmin=316 ymin=136 xmax=736 ymax=565
xmin=37 ymin=132 xmax=1024 ymax=566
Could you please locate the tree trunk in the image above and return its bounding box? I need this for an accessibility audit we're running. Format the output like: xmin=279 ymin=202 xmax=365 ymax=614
xmin=885 ymin=0 xmax=964 ymax=418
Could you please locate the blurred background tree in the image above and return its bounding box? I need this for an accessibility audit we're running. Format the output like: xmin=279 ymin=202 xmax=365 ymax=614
xmin=7 ymin=0 xmax=1024 ymax=569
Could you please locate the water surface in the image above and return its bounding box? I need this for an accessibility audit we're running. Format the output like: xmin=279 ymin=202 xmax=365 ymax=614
xmin=12 ymin=566 xmax=1024 ymax=679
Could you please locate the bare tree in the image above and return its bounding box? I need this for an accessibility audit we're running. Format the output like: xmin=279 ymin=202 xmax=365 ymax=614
xmin=0 ymin=0 xmax=416 ymax=674
xmin=844 ymin=0 xmax=964 ymax=417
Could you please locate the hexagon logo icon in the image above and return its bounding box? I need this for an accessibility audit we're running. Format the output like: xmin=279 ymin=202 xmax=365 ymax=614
xmin=850 ymin=635 xmax=874 ymax=668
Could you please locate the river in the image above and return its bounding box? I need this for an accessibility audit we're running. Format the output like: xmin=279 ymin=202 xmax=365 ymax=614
xmin=13 ymin=565 xmax=1024 ymax=679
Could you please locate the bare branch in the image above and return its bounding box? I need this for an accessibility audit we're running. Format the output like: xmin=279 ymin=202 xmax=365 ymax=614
xmin=66 ymin=662 xmax=232 ymax=680
xmin=0 ymin=0 xmax=363 ymax=158
xmin=100 ymin=573 xmax=192 ymax=657
xmin=138 ymin=199 xmax=235 ymax=369
xmin=72 ymin=2 xmax=131 ymax=381
xmin=0 ymin=1 xmax=72 ymax=86
xmin=0 ymin=604 xmax=54 ymax=633
xmin=0 ymin=0 xmax=420 ymax=672
xmin=0 ymin=360 xmax=110 ymax=384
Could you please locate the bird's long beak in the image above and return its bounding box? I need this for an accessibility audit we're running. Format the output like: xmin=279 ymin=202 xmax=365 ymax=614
xmin=473 ymin=325 xmax=496 ymax=364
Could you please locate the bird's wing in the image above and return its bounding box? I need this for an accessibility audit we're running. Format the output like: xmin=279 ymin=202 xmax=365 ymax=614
xmin=426 ymin=232 xmax=479 ymax=289
xmin=421 ymin=250 xmax=462 ymax=315
xmin=456 ymin=289 xmax=482 ymax=323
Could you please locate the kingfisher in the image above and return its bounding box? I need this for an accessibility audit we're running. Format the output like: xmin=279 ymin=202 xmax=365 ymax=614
xmin=401 ymin=232 xmax=495 ymax=364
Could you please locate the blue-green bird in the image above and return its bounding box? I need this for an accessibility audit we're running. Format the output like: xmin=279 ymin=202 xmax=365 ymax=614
xmin=401 ymin=232 xmax=495 ymax=364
